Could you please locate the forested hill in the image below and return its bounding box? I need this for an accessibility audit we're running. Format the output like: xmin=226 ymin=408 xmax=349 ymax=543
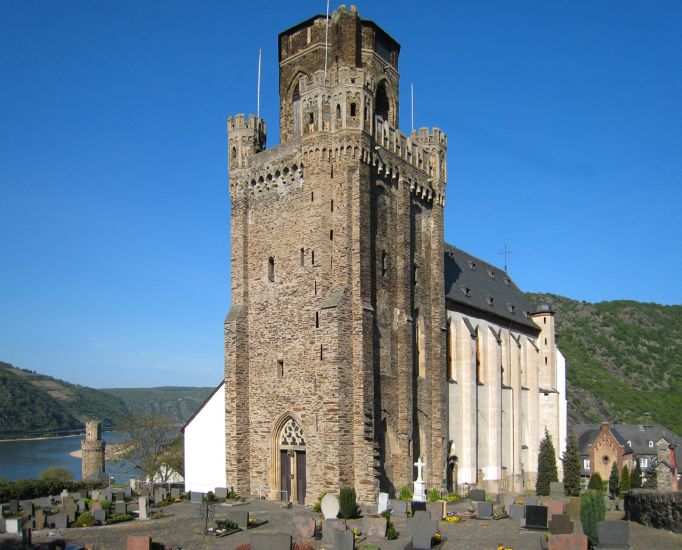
xmin=527 ymin=294 xmax=682 ymax=433
xmin=101 ymin=386 xmax=214 ymax=425
xmin=0 ymin=361 xmax=126 ymax=438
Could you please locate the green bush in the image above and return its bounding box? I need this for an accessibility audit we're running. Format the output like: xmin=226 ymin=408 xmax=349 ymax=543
xmin=398 ymin=485 xmax=413 ymax=501
xmin=339 ymin=486 xmax=359 ymax=519
xmin=446 ymin=493 xmax=461 ymax=502
xmin=106 ymin=513 xmax=133 ymax=525
xmin=386 ymin=521 xmax=399 ymax=540
xmin=216 ymin=518 xmax=239 ymax=530
xmin=427 ymin=488 xmax=440 ymax=502
xmin=608 ymin=462 xmax=620 ymax=497
xmin=39 ymin=466 xmax=73 ymax=482
xmin=0 ymin=478 xmax=106 ymax=503
xmin=580 ymin=491 xmax=606 ymax=547
xmin=620 ymin=465 xmax=631 ymax=493
xmin=312 ymin=492 xmax=326 ymax=513
xmin=587 ymin=472 xmax=605 ymax=492
xmin=536 ymin=429 xmax=559 ymax=496
xmin=74 ymin=512 xmax=97 ymax=527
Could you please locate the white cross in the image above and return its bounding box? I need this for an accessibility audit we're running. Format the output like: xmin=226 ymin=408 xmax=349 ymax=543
xmin=414 ymin=457 xmax=426 ymax=483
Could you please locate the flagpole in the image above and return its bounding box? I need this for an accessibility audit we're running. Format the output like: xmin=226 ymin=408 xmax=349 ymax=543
xmin=323 ymin=0 xmax=330 ymax=80
xmin=411 ymin=82 xmax=414 ymax=133
xmin=257 ymin=48 xmax=262 ymax=119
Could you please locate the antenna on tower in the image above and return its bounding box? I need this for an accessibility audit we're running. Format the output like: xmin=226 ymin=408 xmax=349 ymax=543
xmin=411 ymin=82 xmax=414 ymax=133
xmin=323 ymin=0 xmax=330 ymax=80
xmin=499 ymin=240 xmax=514 ymax=273
xmin=257 ymin=48 xmax=262 ymax=119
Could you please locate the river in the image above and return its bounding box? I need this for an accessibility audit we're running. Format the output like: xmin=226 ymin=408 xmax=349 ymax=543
xmin=0 ymin=432 xmax=139 ymax=482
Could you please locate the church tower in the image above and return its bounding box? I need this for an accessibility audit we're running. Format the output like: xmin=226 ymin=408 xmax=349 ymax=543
xmin=225 ymin=5 xmax=447 ymax=503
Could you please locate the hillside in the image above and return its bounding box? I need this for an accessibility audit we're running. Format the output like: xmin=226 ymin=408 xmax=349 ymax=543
xmin=101 ymin=386 xmax=215 ymax=425
xmin=0 ymin=361 xmax=127 ymax=438
xmin=527 ymin=294 xmax=682 ymax=433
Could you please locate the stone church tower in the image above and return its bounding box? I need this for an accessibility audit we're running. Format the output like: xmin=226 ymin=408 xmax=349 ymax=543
xmin=81 ymin=420 xmax=105 ymax=480
xmin=225 ymin=5 xmax=447 ymax=504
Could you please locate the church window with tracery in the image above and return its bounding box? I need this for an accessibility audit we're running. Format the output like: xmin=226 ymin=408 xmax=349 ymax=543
xmin=280 ymin=418 xmax=305 ymax=447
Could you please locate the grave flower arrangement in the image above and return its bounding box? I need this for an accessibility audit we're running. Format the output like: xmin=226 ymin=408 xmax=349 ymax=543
xmin=444 ymin=514 xmax=463 ymax=523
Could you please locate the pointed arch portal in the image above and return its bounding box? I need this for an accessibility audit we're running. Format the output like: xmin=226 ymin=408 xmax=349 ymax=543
xmin=271 ymin=414 xmax=306 ymax=504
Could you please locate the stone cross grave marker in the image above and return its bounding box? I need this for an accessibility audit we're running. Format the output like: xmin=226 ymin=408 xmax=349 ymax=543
xmin=413 ymin=457 xmax=427 ymax=502
xmin=321 ymin=493 xmax=340 ymax=520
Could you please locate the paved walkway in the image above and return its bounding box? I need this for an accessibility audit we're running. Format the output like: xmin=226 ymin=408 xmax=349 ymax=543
xmin=2 ymin=499 xmax=682 ymax=549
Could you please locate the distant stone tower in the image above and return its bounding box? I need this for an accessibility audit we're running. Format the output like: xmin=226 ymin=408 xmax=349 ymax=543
xmin=225 ymin=5 xmax=447 ymax=504
xmin=81 ymin=420 xmax=105 ymax=480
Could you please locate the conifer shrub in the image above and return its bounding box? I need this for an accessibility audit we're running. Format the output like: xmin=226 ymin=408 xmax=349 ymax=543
xmin=643 ymin=466 xmax=658 ymax=489
xmin=536 ymin=429 xmax=559 ymax=496
xmin=631 ymin=459 xmax=642 ymax=489
xmin=75 ymin=512 xmax=97 ymax=527
xmin=620 ymin=464 xmax=631 ymax=493
xmin=580 ymin=491 xmax=606 ymax=547
xmin=398 ymin=485 xmax=413 ymax=501
xmin=609 ymin=462 xmax=620 ymax=497
xmin=588 ymin=472 xmax=605 ymax=492
xmin=339 ymin=486 xmax=359 ymax=519
xmin=562 ymin=427 xmax=582 ymax=496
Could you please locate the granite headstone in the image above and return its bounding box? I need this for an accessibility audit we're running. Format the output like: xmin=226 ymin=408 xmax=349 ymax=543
xmin=524 ymin=505 xmax=548 ymax=531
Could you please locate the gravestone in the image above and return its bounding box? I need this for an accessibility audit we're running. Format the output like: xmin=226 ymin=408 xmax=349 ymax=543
xmin=20 ymin=500 xmax=34 ymax=514
xmin=411 ymin=500 xmax=427 ymax=514
xmin=362 ymin=516 xmax=387 ymax=537
xmin=127 ymin=535 xmax=152 ymax=550
xmin=8 ymin=500 xmax=19 ymax=514
xmin=322 ymin=518 xmax=347 ymax=545
xmin=33 ymin=508 xmax=45 ymax=530
xmin=138 ymin=497 xmax=148 ymax=520
xmin=292 ymin=515 xmax=315 ymax=539
xmin=389 ymin=499 xmax=408 ymax=517
xmin=48 ymin=513 xmax=68 ymax=529
xmin=114 ymin=491 xmax=125 ymax=501
xmin=154 ymin=489 xmax=165 ymax=504
xmin=250 ymin=533 xmax=292 ymax=550
xmin=548 ymin=499 xmax=565 ymax=518
xmin=93 ymin=509 xmax=106 ymax=524
xmin=508 ymin=503 xmax=525 ymax=523
xmin=64 ymin=500 xmax=77 ymax=523
xmin=525 ymin=496 xmax=539 ymax=506
xmin=499 ymin=493 xmax=516 ymax=507
xmin=333 ymin=528 xmax=355 ymax=550
xmin=90 ymin=490 xmax=101 ymax=501
xmin=70 ymin=492 xmax=82 ymax=501
xmin=550 ymin=482 xmax=565 ymax=499
xmin=225 ymin=509 xmax=249 ymax=530
xmin=170 ymin=488 xmax=180 ymax=499
xmin=124 ymin=487 xmax=132 ymax=497
xmin=190 ymin=491 xmax=204 ymax=504
xmin=469 ymin=489 xmax=486 ymax=502
xmin=565 ymin=497 xmax=581 ymax=522
xmin=426 ymin=500 xmax=445 ymax=520
xmin=5 ymin=517 xmax=21 ymax=534
xmin=604 ymin=495 xmax=612 ymax=512
xmin=524 ymin=505 xmax=548 ymax=531
xmin=548 ymin=513 xmax=574 ymax=535
xmin=477 ymin=501 xmax=494 ymax=520
xmin=596 ymin=520 xmax=631 ymax=549
xmin=321 ymin=493 xmax=340 ymax=519
xmin=377 ymin=492 xmax=389 ymax=515
xmin=214 ymin=487 xmax=228 ymax=499
xmin=127 ymin=500 xmax=139 ymax=512
xmin=115 ymin=501 xmax=127 ymax=515
xmin=77 ymin=499 xmax=88 ymax=513
xmin=548 ymin=533 xmax=588 ymax=550
xmin=407 ymin=510 xmax=438 ymax=550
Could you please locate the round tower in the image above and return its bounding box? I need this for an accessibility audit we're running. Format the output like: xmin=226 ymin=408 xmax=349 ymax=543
xmin=81 ymin=420 xmax=106 ymax=480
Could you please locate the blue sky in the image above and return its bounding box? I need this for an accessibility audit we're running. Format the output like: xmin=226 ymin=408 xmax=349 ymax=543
xmin=1 ymin=1 xmax=680 ymax=388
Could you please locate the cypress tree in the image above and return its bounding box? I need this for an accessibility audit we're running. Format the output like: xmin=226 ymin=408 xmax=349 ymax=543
xmin=588 ymin=471 xmax=604 ymax=492
xmin=631 ymin=458 xmax=642 ymax=489
xmin=536 ymin=428 xmax=559 ymax=496
xmin=643 ymin=465 xmax=658 ymax=489
xmin=561 ymin=426 xmax=582 ymax=496
xmin=608 ymin=461 xmax=620 ymax=497
xmin=620 ymin=464 xmax=631 ymax=493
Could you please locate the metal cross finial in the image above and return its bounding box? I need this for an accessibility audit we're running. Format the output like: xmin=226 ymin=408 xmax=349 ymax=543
xmin=499 ymin=240 xmax=514 ymax=273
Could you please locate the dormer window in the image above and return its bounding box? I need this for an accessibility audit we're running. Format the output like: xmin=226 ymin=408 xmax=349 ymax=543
xmin=486 ymin=296 xmax=494 ymax=306
xmin=649 ymin=441 xmax=654 ymax=448
xmin=487 ymin=269 xmax=495 ymax=279
xmin=506 ymin=303 xmax=516 ymax=314
xmin=460 ymin=286 xmax=471 ymax=297
xmin=504 ymin=277 xmax=511 ymax=286
xmin=468 ymin=261 xmax=476 ymax=270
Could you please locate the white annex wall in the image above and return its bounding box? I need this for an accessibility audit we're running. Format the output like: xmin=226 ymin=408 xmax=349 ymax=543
xmin=183 ymin=382 xmax=226 ymax=493
xmin=557 ymin=349 xmax=568 ymax=458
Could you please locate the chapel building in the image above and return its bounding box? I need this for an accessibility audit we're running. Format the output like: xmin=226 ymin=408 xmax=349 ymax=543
xmin=183 ymin=5 xmax=566 ymax=503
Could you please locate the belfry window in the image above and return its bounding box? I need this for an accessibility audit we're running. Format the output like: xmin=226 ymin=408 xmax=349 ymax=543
xmin=350 ymin=103 xmax=357 ymax=117
xmin=375 ymin=81 xmax=389 ymax=120
xmin=292 ymin=84 xmax=301 ymax=137
xmin=268 ymin=257 xmax=275 ymax=282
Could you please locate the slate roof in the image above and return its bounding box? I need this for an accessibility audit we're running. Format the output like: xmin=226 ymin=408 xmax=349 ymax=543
xmin=444 ymin=243 xmax=540 ymax=332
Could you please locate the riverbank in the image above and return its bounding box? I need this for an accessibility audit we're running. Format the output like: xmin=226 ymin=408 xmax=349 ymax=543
xmin=0 ymin=432 xmax=85 ymax=443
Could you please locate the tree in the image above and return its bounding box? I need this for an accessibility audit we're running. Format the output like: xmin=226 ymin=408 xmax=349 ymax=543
xmin=588 ymin=472 xmax=605 ymax=492
xmin=581 ymin=490 xmax=606 ymax=547
xmin=561 ymin=427 xmax=582 ymax=496
xmin=608 ymin=461 xmax=620 ymax=497
xmin=642 ymin=465 xmax=657 ymax=489
xmin=536 ymin=428 xmax=559 ymax=496
xmin=620 ymin=464 xmax=631 ymax=493
xmin=114 ymin=411 xmax=179 ymax=486
xmin=631 ymin=458 xmax=642 ymax=489
xmin=39 ymin=466 xmax=73 ymax=482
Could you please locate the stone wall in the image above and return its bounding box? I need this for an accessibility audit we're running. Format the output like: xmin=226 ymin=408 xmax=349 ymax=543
xmin=625 ymin=490 xmax=682 ymax=533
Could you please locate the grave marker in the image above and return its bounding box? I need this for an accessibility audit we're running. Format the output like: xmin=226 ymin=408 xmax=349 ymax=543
xmin=292 ymin=515 xmax=315 ymax=539
xmin=476 ymin=501 xmax=494 ymax=520
xmin=333 ymin=528 xmax=355 ymax=550
xmin=93 ymin=509 xmax=106 ymax=524
xmin=548 ymin=533 xmax=588 ymax=550
xmin=548 ymin=513 xmax=574 ymax=535
xmin=250 ymin=533 xmax=292 ymax=550
xmin=321 ymin=493 xmax=340 ymax=519
xmin=596 ymin=520 xmax=631 ymax=550
xmin=322 ymin=518 xmax=346 ymax=545
xmin=469 ymin=489 xmax=486 ymax=502
xmin=214 ymin=487 xmax=228 ymax=499
xmin=407 ymin=510 xmax=438 ymax=550
xmin=377 ymin=492 xmax=389 ymax=515
xmin=524 ymin=505 xmax=548 ymax=531
xmin=389 ymin=499 xmax=408 ymax=517
xmin=138 ymin=497 xmax=148 ymax=520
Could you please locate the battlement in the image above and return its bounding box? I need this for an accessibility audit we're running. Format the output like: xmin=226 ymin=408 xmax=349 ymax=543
xmin=227 ymin=114 xmax=267 ymax=171
xmin=413 ymin=127 xmax=448 ymax=148
xmin=228 ymin=114 xmax=266 ymax=134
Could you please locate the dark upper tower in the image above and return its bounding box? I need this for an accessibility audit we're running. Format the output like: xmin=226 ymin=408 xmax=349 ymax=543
xmin=278 ymin=4 xmax=400 ymax=142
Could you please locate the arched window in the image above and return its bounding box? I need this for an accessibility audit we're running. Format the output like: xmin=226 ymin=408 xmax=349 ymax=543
xmin=268 ymin=257 xmax=275 ymax=282
xmin=375 ymin=81 xmax=389 ymax=120
xmin=415 ymin=312 xmax=425 ymax=378
xmin=231 ymin=146 xmax=237 ymax=162
xmin=292 ymin=84 xmax=301 ymax=137
xmin=336 ymin=104 xmax=341 ymax=119
xmin=350 ymin=103 xmax=357 ymax=117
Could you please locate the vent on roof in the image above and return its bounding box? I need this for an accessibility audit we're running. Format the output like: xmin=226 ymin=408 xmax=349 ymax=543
xmin=468 ymin=261 xmax=476 ymax=270
xmin=504 ymin=277 xmax=511 ymax=286
xmin=486 ymin=296 xmax=494 ymax=306
xmin=523 ymin=311 xmax=529 ymax=318
xmin=506 ymin=303 xmax=516 ymax=314
xmin=460 ymin=286 xmax=471 ymax=297
xmin=487 ymin=269 xmax=495 ymax=279
xmin=448 ymin=252 xmax=455 ymax=260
